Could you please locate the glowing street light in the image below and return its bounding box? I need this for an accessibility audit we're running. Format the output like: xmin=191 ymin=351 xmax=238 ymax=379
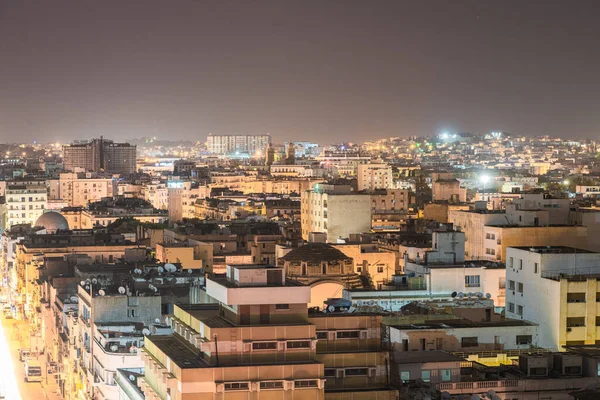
xmin=563 ymin=180 xmax=570 ymax=186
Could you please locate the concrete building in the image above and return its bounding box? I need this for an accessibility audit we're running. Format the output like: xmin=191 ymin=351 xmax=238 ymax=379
xmin=333 ymin=242 xmax=399 ymax=289
xmin=63 ymin=137 xmax=137 ymax=174
xmin=432 ymin=179 xmax=467 ymax=203
xmin=505 ymin=246 xmax=600 ymax=350
xmin=141 ymin=182 xmax=169 ymax=210
xmin=49 ymin=172 xmax=116 ymax=207
xmin=301 ymin=183 xmax=371 ymax=242
xmin=5 ymin=179 xmax=47 ymax=229
xmin=357 ymin=162 xmax=393 ymax=191
xmin=206 ymin=134 xmax=271 ymax=155
xmin=155 ymin=240 xmax=213 ymax=271
xmin=388 ymin=319 xmax=539 ymax=352
xmin=167 ymin=180 xmax=204 ymax=222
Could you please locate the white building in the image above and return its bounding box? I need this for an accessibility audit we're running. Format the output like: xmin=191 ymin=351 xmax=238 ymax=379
xmin=5 ymin=179 xmax=47 ymax=228
xmin=142 ymin=182 xmax=169 ymax=210
xmin=301 ymin=183 xmax=371 ymax=242
xmin=505 ymin=246 xmax=600 ymax=350
xmin=357 ymin=162 xmax=393 ymax=191
xmin=49 ymin=172 xmax=116 ymax=207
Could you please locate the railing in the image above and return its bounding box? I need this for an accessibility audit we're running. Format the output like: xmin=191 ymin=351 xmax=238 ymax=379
xmin=437 ymin=380 xmax=519 ymax=391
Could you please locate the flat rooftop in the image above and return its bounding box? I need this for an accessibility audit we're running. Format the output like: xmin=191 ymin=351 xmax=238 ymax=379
xmin=390 ymin=319 xmax=536 ymax=330
xmin=393 ymin=350 xmax=464 ymax=364
xmin=511 ymin=246 xmax=596 ymax=254
xmin=147 ymin=334 xmax=208 ymax=369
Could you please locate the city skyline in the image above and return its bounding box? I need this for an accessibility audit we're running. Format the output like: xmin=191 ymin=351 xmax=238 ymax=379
xmin=1 ymin=1 xmax=600 ymax=142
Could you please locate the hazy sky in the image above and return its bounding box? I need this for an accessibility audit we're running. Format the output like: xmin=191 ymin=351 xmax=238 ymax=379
xmin=1 ymin=0 xmax=599 ymax=143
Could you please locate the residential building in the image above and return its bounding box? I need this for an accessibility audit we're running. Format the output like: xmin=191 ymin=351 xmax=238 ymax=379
xmin=5 ymin=179 xmax=47 ymax=229
xmin=301 ymin=183 xmax=371 ymax=242
xmin=206 ymin=134 xmax=271 ymax=155
xmin=505 ymin=246 xmax=600 ymax=349
xmin=357 ymin=162 xmax=393 ymax=191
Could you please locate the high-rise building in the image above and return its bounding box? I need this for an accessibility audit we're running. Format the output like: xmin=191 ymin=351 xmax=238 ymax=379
xmin=206 ymin=134 xmax=270 ymax=155
xmin=63 ymin=137 xmax=137 ymax=174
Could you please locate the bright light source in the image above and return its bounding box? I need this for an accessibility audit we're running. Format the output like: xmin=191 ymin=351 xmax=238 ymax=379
xmin=563 ymin=180 xmax=570 ymax=185
xmin=440 ymin=132 xmax=448 ymax=139
xmin=480 ymin=175 xmax=490 ymax=183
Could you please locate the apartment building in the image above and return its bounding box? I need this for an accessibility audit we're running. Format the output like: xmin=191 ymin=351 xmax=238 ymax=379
xmin=357 ymin=162 xmax=393 ymax=191
xmin=140 ymin=264 xmax=324 ymax=399
xmin=5 ymin=179 xmax=47 ymax=228
xmin=167 ymin=180 xmax=205 ymax=222
xmin=301 ymin=183 xmax=371 ymax=242
xmin=505 ymin=246 xmax=600 ymax=349
xmin=206 ymin=134 xmax=271 ymax=155
xmin=49 ymin=172 xmax=116 ymax=207
xmin=141 ymin=182 xmax=169 ymax=210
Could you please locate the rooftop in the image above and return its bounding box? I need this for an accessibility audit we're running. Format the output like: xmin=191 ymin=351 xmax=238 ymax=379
xmin=393 ymin=350 xmax=464 ymax=364
xmin=281 ymin=242 xmax=352 ymax=263
xmin=511 ymin=246 xmax=596 ymax=254
xmin=389 ymin=319 xmax=536 ymax=330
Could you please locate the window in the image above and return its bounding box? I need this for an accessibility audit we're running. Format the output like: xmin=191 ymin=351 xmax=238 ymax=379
xmin=377 ymin=266 xmax=384 ymax=273
xmin=260 ymin=381 xmax=283 ymax=389
xmin=499 ymin=277 xmax=506 ymax=289
xmin=507 ymin=302 xmax=515 ymax=313
xmin=534 ymin=262 xmax=539 ymax=274
xmin=356 ymin=267 xmax=362 ymax=273
xmin=252 ymin=342 xmax=277 ymax=350
xmin=441 ymin=369 xmax=451 ymax=382
xmin=509 ymin=257 xmax=514 ymax=268
xmin=400 ymin=371 xmax=410 ymax=381
xmin=516 ymin=335 xmax=532 ymax=345
xmin=529 ymin=367 xmax=547 ymax=376
xmin=508 ymin=280 xmax=515 ymax=290
xmin=295 ymin=380 xmax=318 ymax=388
xmin=287 ymin=341 xmax=311 ymax=349
xmin=517 ymin=305 xmax=523 ymax=316
xmin=224 ymin=382 xmax=249 ymax=391
xmin=337 ymin=331 xmax=360 ymax=339
xmin=421 ymin=370 xmax=431 ymax=382
xmin=345 ymin=368 xmax=369 ymax=376
xmin=567 ymin=293 xmax=586 ymax=303
xmin=316 ymin=331 xmax=328 ymax=339
xmin=519 ymin=259 xmax=523 ymax=270
xmin=465 ymin=275 xmax=480 ymax=287
xmin=566 ymin=317 xmax=585 ymax=327
xmin=517 ymin=282 xmax=524 ymax=293
xmin=461 ymin=337 xmax=479 ymax=348
xmin=324 ymin=369 xmax=336 ymax=377
xmin=275 ymin=304 xmax=289 ymax=310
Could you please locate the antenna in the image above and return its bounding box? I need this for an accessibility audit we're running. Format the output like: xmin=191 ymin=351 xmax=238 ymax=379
xmin=118 ymin=286 xmax=126 ymax=294
xmin=98 ymin=289 xmax=105 ymax=296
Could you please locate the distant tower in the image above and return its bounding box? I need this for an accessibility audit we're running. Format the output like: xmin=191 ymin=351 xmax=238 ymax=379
xmin=265 ymin=143 xmax=275 ymax=166
xmin=285 ymin=142 xmax=296 ymax=165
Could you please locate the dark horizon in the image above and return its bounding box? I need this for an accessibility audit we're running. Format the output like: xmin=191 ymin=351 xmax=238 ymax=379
xmin=1 ymin=0 xmax=599 ymax=143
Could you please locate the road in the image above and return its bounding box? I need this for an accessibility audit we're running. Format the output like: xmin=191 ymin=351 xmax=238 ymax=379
xmin=0 ymin=315 xmax=61 ymax=400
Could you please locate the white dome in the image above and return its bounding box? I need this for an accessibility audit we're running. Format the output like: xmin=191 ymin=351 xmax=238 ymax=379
xmin=35 ymin=212 xmax=69 ymax=233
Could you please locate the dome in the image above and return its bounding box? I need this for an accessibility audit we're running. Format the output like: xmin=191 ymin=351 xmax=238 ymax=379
xmin=35 ymin=212 xmax=69 ymax=233
xmin=281 ymin=242 xmax=351 ymax=263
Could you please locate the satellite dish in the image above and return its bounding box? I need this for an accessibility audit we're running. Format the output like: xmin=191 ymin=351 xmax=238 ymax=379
xmin=70 ymin=296 xmax=79 ymax=303
xmin=63 ymin=298 xmax=70 ymax=304
xmin=328 ymin=305 xmax=335 ymax=313
xmin=165 ymin=263 xmax=176 ymax=273
xmin=476 ymin=292 xmax=483 ymax=298
xmin=158 ymin=266 xmax=164 ymax=274
xmin=187 ymin=269 xmax=192 ymax=274
xmin=485 ymin=293 xmax=492 ymax=299
xmin=347 ymin=306 xmax=356 ymax=313
xmin=451 ymin=291 xmax=457 ymax=298
xmin=457 ymin=292 xmax=464 ymax=298
xmin=118 ymin=286 xmax=126 ymax=294
xmin=155 ymin=318 xmax=160 ymax=323
xmin=85 ymin=279 xmax=91 ymax=285
xmin=80 ymin=281 xmax=85 ymax=286
xmin=98 ymin=289 xmax=105 ymax=296
xmin=467 ymin=292 xmax=473 ymax=298
xmin=92 ymin=278 xmax=98 ymax=284
xmin=142 ymin=328 xmax=150 ymax=336
xmin=85 ymin=285 xmax=90 ymax=291
xmin=129 ymin=375 xmax=135 ymax=381
xmin=110 ymin=345 xmax=119 ymax=352
xmin=152 ymin=286 xmax=158 ymax=292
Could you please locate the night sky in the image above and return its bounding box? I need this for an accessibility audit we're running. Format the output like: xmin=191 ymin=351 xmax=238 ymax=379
xmin=1 ymin=0 xmax=599 ymax=143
